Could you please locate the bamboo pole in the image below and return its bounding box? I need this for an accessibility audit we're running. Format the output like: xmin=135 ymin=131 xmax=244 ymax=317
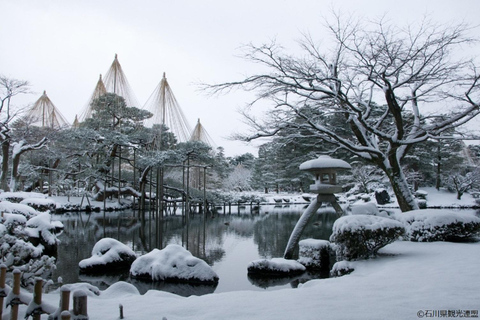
xmin=61 ymin=286 xmax=71 ymax=312
xmin=10 ymin=269 xmax=21 ymax=320
xmin=33 ymin=278 xmax=43 ymax=320
xmin=61 ymin=310 xmax=71 ymax=320
xmin=0 ymin=264 xmax=6 ymax=320
xmin=73 ymin=290 xmax=88 ymax=320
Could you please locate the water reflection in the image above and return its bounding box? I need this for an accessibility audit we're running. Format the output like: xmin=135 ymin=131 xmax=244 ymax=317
xmin=53 ymin=205 xmax=337 ymax=296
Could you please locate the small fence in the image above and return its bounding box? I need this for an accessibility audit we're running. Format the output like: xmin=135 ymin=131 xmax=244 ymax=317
xmin=0 ymin=265 xmax=91 ymax=320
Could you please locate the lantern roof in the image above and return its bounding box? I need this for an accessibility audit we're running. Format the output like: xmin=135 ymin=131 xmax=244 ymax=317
xmin=299 ymin=155 xmax=351 ymax=171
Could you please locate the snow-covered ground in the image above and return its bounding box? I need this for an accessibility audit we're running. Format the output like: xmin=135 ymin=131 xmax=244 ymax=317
xmin=3 ymin=187 xmax=480 ymax=319
xmin=36 ymin=240 xmax=480 ymax=319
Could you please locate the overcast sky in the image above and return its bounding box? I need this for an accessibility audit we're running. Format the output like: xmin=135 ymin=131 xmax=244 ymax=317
xmin=1 ymin=0 xmax=479 ymax=156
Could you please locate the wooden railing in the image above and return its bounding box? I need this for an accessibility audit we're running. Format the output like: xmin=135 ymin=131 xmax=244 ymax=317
xmin=0 ymin=265 xmax=89 ymax=320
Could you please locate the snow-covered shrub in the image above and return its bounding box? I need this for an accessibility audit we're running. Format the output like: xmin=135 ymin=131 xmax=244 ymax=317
xmin=79 ymin=238 xmax=137 ymax=273
xmin=414 ymin=190 xmax=428 ymax=200
xmin=330 ymin=215 xmax=405 ymax=261
xmin=247 ymin=258 xmax=306 ymax=276
xmin=130 ymin=244 xmax=218 ymax=284
xmin=2 ymin=213 xmax=27 ymax=234
xmin=297 ymin=239 xmax=332 ymax=271
xmin=20 ymin=197 xmax=57 ymax=212
xmin=0 ymin=201 xmax=39 ymax=219
xmin=330 ymin=261 xmax=355 ymax=277
xmin=0 ymin=197 xmax=62 ymax=288
xmin=26 ymin=212 xmax=63 ymax=256
xmin=0 ymin=191 xmax=45 ymax=203
xmin=397 ymin=209 xmax=480 ymax=242
xmin=417 ymin=199 xmax=427 ymax=209
xmin=374 ymin=188 xmax=391 ymax=205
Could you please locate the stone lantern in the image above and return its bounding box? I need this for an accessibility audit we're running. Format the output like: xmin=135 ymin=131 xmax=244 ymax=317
xmin=299 ymin=155 xmax=351 ymax=194
xmin=284 ymin=155 xmax=351 ymax=259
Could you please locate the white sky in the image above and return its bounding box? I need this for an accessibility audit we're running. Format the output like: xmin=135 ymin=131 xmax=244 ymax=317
xmin=1 ymin=0 xmax=479 ymax=156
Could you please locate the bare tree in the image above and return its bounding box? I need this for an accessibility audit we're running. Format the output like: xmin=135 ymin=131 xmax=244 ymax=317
xmin=0 ymin=75 xmax=31 ymax=190
xmin=0 ymin=75 xmax=52 ymax=192
xmin=206 ymin=14 xmax=480 ymax=212
xmin=448 ymin=170 xmax=480 ymax=200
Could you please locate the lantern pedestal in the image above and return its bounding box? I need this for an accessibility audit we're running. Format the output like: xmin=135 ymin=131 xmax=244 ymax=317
xmin=283 ymin=156 xmax=351 ymax=259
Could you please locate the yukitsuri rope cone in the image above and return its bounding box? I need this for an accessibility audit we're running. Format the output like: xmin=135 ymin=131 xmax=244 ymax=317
xmin=143 ymin=72 xmax=192 ymax=144
xmin=24 ymin=91 xmax=69 ymax=129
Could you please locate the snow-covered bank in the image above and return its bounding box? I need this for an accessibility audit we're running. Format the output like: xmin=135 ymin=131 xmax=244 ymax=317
xmin=37 ymin=240 xmax=479 ymax=320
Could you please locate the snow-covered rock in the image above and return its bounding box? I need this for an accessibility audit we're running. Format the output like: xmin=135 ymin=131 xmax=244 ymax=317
xmin=397 ymin=209 xmax=480 ymax=242
xmin=130 ymin=244 xmax=218 ymax=284
xmin=79 ymin=238 xmax=137 ymax=274
xmin=247 ymin=258 xmax=306 ymax=276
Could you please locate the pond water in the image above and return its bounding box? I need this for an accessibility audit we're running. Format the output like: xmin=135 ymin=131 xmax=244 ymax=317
xmin=51 ymin=204 xmax=338 ymax=296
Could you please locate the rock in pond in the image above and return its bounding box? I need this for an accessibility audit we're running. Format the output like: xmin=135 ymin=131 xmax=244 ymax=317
xmin=129 ymin=244 xmax=219 ymax=284
xmin=79 ymin=238 xmax=136 ymax=274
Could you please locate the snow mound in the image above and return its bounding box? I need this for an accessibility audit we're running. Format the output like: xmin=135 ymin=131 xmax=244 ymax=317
xmin=397 ymin=209 xmax=480 ymax=242
xmin=130 ymin=244 xmax=218 ymax=284
xmin=247 ymin=258 xmax=306 ymax=276
xmin=79 ymin=238 xmax=137 ymax=273
xmin=62 ymin=283 xmax=100 ymax=297
xmin=100 ymin=281 xmax=140 ymax=298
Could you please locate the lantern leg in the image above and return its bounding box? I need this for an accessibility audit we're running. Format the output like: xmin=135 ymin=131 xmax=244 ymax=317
xmin=318 ymin=194 xmax=345 ymax=217
xmin=284 ymin=196 xmax=322 ymax=259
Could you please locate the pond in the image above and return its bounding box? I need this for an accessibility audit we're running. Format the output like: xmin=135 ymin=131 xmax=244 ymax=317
xmin=51 ymin=204 xmax=338 ymax=296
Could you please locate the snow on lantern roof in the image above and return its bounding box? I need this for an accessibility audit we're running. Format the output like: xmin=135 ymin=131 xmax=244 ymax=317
xmin=299 ymin=155 xmax=351 ymax=171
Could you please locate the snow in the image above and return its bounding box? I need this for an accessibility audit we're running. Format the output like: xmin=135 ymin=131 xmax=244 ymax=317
xmin=79 ymin=238 xmax=137 ymax=270
xmin=0 ymin=201 xmax=40 ymax=219
xmin=130 ymin=244 xmax=219 ymax=283
xmin=2 ymin=213 xmax=27 ymax=228
xmin=247 ymin=258 xmax=306 ymax=274
xmin=399 ymin=209 xmax=480 ymax=227
xmin=349 ymin=202 xmax=381 ymax=216
xmin=299 ymin=155 xmax=352 ymax=170
xmin=396 ymin=209 xmax=480 ymax=241
xmin=20 ymin=198 xmax=55 ymax=206
xmin=26 ymin=212 xmax=63 ymax=245
xmin=0 ymin=191 xmax=45 ymax=201
xmin=298 ymin=239 xmax=330 ymax=250
xmin=33 ymin=240 xmax=480 ymax=319
xmin=3 ymin=188 xmax=480 ymax=319
xmin=332 ymin=214 xmax=405 ymax=233
xmin=20 ymin=197 xmax=57 ymax=211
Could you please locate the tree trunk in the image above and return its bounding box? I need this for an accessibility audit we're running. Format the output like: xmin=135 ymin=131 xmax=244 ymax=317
xmin=0 ymin=140 xmax=9 ymax=191
xmin=384 ymin=158 xmax=419 ymax=212
xmin=457 ymin=191 xmax=463 ymax=200
xmin=436 ymin=145 xmax=441 ymax=190
xmin=10 ymin=150 xmax=20 ymax=191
